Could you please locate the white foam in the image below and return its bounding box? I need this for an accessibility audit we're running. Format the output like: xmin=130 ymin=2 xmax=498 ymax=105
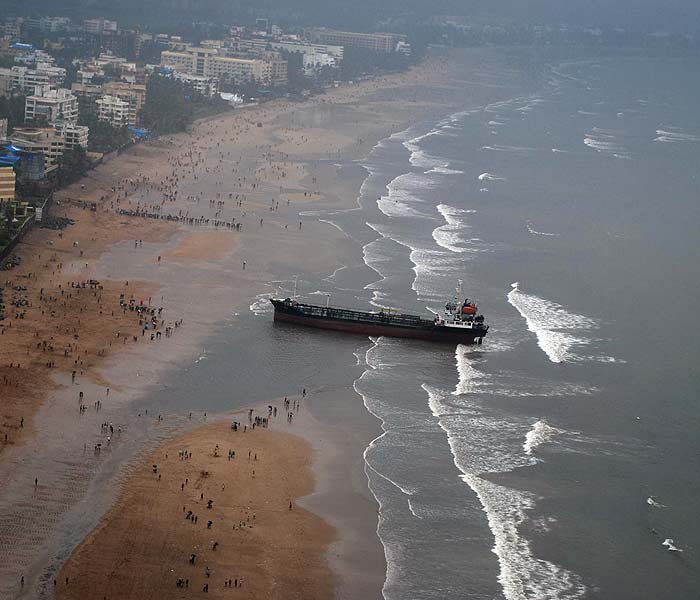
xmin=482 ymin=144 xmax=537 ymax=154
xmin=584 ymin=128 xmax=631 ymax=159
xmin=523 ymin=420 xmax=564 ymax=455
xmin=654 ymin=128 xmax=700 ymax=143
xmin=377 ymin=196 xmax=428 ymax=218
xmin=551 ymin=148 xmax=568 ymax=153
xmin=426 ymin=384 xmax=586 ymax=600
xmin=646 ymin=496 xmax=666 ymax=508
xmin=432 ymin=204 xmax=477 ymax=254
xmin=662 ymin=538 xmax=683 ymax=552
xmin=478 ymin=172 xmax=505 ymax=181
xmin=526 ymin=220 xmax=559 ymax=237
xmin=427 ymin=166 xmax=464 ymax=175
xmin=249 ymin=293 xmax=274 ymax=316
xmin=454 ymin=344 xmax=486 ymax=395
xmin=507 ymin=283 xmax=596 ymax=363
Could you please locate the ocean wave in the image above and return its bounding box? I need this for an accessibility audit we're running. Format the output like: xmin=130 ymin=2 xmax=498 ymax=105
xmin=427 ymin=166 xmax=464 ymax=175
xmin=482 ymin=144 xmax=537 ymax=154
xmin=654 ymin=127 xmax=700 ymax=143
xmin=647 ymin=496 xmax=666 ymax=508
xmin=584 ymin=128 xmax=631 ymax=159
xmin=249 ymin=292 xmax=274 ymax=315
xmin=523 ymin=420 xmax=564 ymax=455
xmin=506 ymin=282 xmax=597 ymax=363
xmin=526 ymin=220 xmax=559 ymax=237
xmin=464 ymin=473 xmax=586 ymax=600
xmin=432 ymin=204 xmax=477 ymax=254
xmin=426 ymin=384 xmax=586 ymax=600
xmin=478 ymin=172 xmax=505 ymax=181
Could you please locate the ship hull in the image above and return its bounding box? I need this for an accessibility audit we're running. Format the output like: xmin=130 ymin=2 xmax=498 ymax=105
xmin=272 ymin=306 xmax=487 ymax=344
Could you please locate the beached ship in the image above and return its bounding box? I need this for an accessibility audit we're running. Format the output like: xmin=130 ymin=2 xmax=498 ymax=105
xmin=270 ymin=291 xmax=489 ymax=344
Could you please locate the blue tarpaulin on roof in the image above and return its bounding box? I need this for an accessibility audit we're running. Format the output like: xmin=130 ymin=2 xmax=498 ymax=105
xmin=127 ymin=127 xmax=149 ymax=139
xmin=10 ymin=42 xmax=33 ymax=50
xmin=0 ymin=156 xmax=20 ymax=165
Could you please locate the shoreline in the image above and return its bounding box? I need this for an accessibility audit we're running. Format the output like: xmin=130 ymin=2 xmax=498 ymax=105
xmin=0 ymin=53 xmax=465 ymax=598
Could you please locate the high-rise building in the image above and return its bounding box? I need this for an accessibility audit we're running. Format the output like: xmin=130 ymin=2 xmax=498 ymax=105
xmin=307 ymin=28 xmax=407 ymax=53
xmin=53 ymin=122 xmax=89 ymax=150
xmin=102 ymin=81 xmax=146 ymax=126
xmin=161 ymin=46 xmax=287 ymax=86
xmin=0 ymin=165 xmax=15 ymax=202
xmin=10 ymin=127 xmax=64 ymax=173
xmin=96 ymin=95 xmax=131 ymax=128
xmin=25 ymin=87 xmax=79 ymax=126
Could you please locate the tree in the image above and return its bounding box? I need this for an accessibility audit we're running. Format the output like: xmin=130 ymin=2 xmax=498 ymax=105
xmin=140 ymin=75 xmax=194 ymax=134
xmin=57 ymin=147 xmax=91 ymax=187
xmin=78 ymin=103 xmax=132 ymax=153
xmin=0 ymin=95 xmax=27 ymax=134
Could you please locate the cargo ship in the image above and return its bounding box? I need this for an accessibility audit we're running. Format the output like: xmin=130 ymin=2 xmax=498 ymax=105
xmin=270 ymin=292 xmax=488 ymax=344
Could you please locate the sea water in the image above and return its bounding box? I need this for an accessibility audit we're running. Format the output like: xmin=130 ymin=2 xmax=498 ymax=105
xmin=339 ymin=52 xmax=700 ymax=599
xmin=143 ymin=50 xmax=700 ymax=599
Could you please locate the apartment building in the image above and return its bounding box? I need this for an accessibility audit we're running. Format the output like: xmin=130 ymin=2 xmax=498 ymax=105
xmin=25 ymin=87 xmax=79 ymax=126
xmin=102 ymin=81 xmax=146 ymax=126
xmin=10 ymin=127 xmax=64 ymax=173
xmin=169 ymin=72 xmax=219 ymax=97
xmin=53 ymin=122 xmax=89 ymax=150
xmin=273 ymin=40 xmax=344 ymax=61
xmin=161 ymin=46 xmax=286 ymax=86
xmin=0 ymin=65 xmax=67 ymax=96
xmin=83 ymin=19 xmax=118 ymax=36
xmin=70 ymin=82 xmax=104 ymax=101
xmin=96 ymin=95 xmax=131 ymax=128
xmin=307 ymin=28 xmax=407 ymax=53
xmin=0 ymin=69 xmax=12 ymax=97
xmin=0 ymin=166 xmax=15 ymax=202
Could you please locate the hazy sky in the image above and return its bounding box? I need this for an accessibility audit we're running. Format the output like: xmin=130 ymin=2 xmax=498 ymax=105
xmin=12 ymin=0 xmax=700 ymax=33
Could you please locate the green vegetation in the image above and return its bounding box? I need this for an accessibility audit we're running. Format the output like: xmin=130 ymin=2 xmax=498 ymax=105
xmin=0 ymin=94 xmax=27 ymax=135
xmin=56 ymin=147 xmax=91 ymax=187
xmin=141 ymin=75 xmax=229 ymax=134
xmin=340 ymin=47 xmax=412 ymax=80
xmin=140 ymin=76 xmax=194 ymax=134
xmin=78 ymin=103 xmax=133 ymax=154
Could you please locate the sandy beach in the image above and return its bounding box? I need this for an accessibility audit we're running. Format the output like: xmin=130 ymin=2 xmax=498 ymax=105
xmin=0 ymin=52 xmax=469 ymax=598
xmin=56 ymin=416 xmax=335 ymax=600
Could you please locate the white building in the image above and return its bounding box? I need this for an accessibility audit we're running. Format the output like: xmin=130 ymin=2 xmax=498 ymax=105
xmin=0 ymin=69 xmax=13 ymax=97
xmin=10 ymin=127 xmax=64 ymax=173
xmin=161 ymin=46 xmax=286 ymax=86
xmin=2 ymin=18 xmax=23 ymax=41
xmin=54 ymin=122 xmax=89 ymax=150
xmin=169 ymin=72 xmax=219 ymax=97
xmin=25 ymin=87 xmax=79 ymax=126
xmin=96 ymin=95 xmax=131 ymax=127
xmin=4 ymin=65 xmax=67 ymax=94
xmin=83 ymin=19 xmax=118 ymax=36
xmin=303 ymin=52 xmax=338 ymax=75
xmin=273 ymin=40 xmax=344 ymax=61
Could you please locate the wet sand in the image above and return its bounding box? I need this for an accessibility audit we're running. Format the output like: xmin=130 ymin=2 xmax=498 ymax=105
xmin=0 ymin=53 xmax=464 ymax=598
xmin=56 ymin=418 xmax=335 ymax=600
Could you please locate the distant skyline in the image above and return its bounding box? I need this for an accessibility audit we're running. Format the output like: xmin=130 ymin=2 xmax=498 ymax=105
xmin=5 ymin=0 xmax=700 ymax=33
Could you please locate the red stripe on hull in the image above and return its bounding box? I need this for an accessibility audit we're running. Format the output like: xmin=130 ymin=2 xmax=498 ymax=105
xmin=273 ymin=311 xmax=484 ymax=344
